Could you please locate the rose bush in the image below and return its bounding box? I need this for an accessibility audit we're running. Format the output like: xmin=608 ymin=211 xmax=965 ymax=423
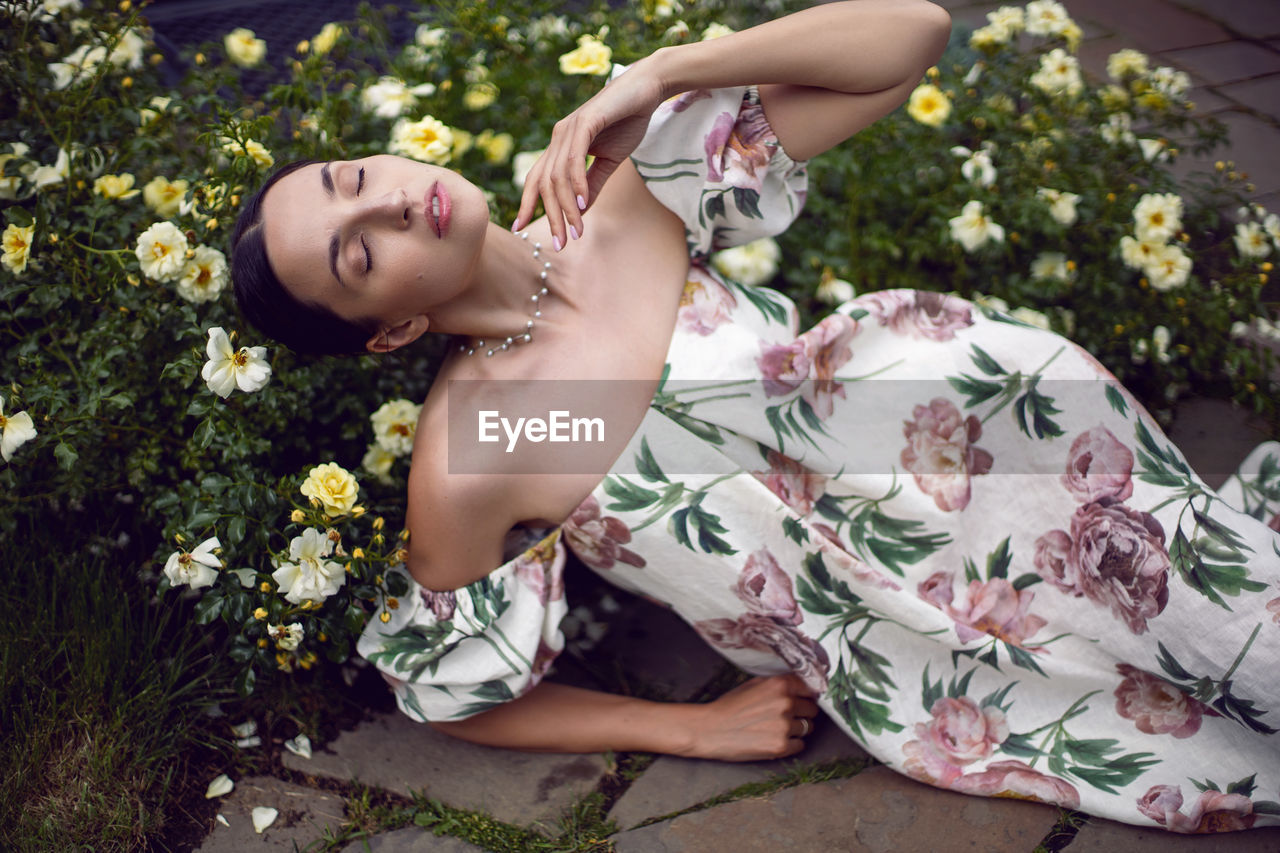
xmin=0 ymin=0 xmax=1275 ymax=714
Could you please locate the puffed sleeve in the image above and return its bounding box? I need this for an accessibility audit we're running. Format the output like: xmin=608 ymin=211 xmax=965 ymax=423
xmin=617 ymin=65 xmax=809 ymax=261
xmin=356 ymin=527 xmax=567 ymax=722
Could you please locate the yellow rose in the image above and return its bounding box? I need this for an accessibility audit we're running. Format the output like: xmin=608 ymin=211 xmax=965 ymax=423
xmin=2 ymin=223 xmax=35 ymax=275
xmin=94 ymin=173 xmax=140 ymax=199
xmin=224 ymin=28 xmax=266 ymax=68
xmin=143 ymin=176 xmax=189 ymax=217
xmin=223 ymin=138 xmax=274 ymax=169
xmin=389 ymin=115 xmax=454 ymax=165
xmin=463 ymin=82 xmax=498 ymax=111
xmin=907 ymin=83 xmax=951 ymax=128
xmin=311 ymin=22 xmax=342 ymax=56
xmin=559 ymin=35 xmax=612 ymax=76
xmin=475 ymin=130 xmax=514 ymax=165
xmin=300 ymin=462 xmax=359 ymax=518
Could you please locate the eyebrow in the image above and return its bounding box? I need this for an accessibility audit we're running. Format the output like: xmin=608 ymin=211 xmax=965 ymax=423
xmin=321 ymin=162 xmax=344 ymax=288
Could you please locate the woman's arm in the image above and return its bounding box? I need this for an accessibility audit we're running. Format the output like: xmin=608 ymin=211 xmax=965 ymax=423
xmin=431 ymin=674 xmax=821 ymax=762
xmin=514 ymin=0 xmax=951 ymax=241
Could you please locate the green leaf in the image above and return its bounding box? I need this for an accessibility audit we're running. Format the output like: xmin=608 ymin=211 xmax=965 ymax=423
xmin=54 ymin=442 xmax=78 ymax=472
xmin=193 ymin=592 xmax=225 ymax=625
xmin=193 ymin=418 xmax=216 ymax=450
xmin=226 ymin=516 xmax=247 ymax=545
xmin=947 ymin=373 xmax=1003 ymax=407
xmin=1012 ymin=572 xmax=1042 ymax=590
xmin=234 ymin=665 xmax=257 ymax=697
xmin=602 ymin=476 xmax=660 ymax=512
xmin=6 ymin=207 xmax=34 ymax=227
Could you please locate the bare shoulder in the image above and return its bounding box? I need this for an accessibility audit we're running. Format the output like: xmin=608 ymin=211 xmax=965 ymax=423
xmin=403 ymin=385 xmax=526 ymax=591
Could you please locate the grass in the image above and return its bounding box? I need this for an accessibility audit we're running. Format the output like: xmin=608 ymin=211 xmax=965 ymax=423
xmin=0 ymin=506 xmax=224 ymax=852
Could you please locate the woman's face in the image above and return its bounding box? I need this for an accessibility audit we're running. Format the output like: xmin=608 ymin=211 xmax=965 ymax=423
xmin=260 ymin=154 xmax=490 ymax=332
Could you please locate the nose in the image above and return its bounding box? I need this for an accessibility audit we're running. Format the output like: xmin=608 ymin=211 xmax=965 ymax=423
xmin=354 ymin=188 xmax=410 ymax=229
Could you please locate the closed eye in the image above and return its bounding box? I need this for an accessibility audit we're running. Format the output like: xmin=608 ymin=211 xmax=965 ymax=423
xmin=361 ymin=234 xmax=372 ymax=273
xmin=357 ymin=166 xmax=365 ymax=195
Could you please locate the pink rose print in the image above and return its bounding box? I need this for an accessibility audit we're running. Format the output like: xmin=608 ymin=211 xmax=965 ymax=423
xmin=861 ymin=290 xmax=974 ymax=342
xmin=677 ymin=265 xmax=737 ymax=335
xmin=803 ymin=313 xmax=858 ymax=420
xmin=757 ymin=339 xmax=811 ymax=398
xmin=1269 ymin=511 xmax=1280 ymax=533
xmin=512 ymin=534 xmax=565 ymax=606
xmin=1113 ymin=663 xmax=1203 ymax=738
xmin=917 ymin=572 xmax=1046 ymax=648
xmin=1137 ymin=785 xmax=1257 ymax=833
xmin=419 ymin=588 xmax=457 ymax=621
xmin=949 ymin=760 xmax=1081 ymax=808
xmin=902 ymin=696 xmax=1009 ymax=787
xmin=529 ymin=638 xmax=560 ymax=685
xmin=900 ymin=398 xmax=994 ymax=512
xmin=695 ymin=612 xmax=830 ymax=694
xmin=752 ymin=449 xmax=825 ymax=515
xmin=735 ymin=549 xmax=802 ymax=626
xmin=563 ymin=496 xmax=646 ymax=571
xmin=1034 ymin=498 xmax=1170 ymax=634
xmin=1061 ymin=426 xmax=1135 ymax=503
xmin=721 ymin=100 xmax=776 ymax=191
xmin=703 ymin=111 xmax=735 ymax=182
xmin=668 ymin=88 xmax=711 ymax=113
xmin=1268 ymin=595 xmax=1280 ymax=625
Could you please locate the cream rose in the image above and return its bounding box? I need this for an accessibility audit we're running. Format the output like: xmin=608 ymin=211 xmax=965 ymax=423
xmin=300 ymin=462 xmax=359 ymax=517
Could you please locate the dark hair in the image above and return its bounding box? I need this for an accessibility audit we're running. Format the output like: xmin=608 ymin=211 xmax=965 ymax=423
xmin=231 ymin=159 xmax=379 ymax=356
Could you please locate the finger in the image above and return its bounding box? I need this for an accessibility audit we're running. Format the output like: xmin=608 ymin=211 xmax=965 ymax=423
xmin=513 ymin=158 xmax=548 ymax=233
xmin=779 ymin=673 xmax=820 ymax=698
xmin=792 ymin=698 xmax=820 ymax=719
xmin=790 ymin=717 xmax=813 ymax=738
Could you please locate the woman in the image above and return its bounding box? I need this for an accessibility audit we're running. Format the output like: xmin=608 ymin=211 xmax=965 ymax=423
xmin=233 ymin=0 xmax=1280 ymax=832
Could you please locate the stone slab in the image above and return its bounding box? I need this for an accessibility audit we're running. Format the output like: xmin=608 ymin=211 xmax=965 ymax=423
xmin=196 ymin=776 xmax=345 ymax=853
xmin=1163 ymin=42 xmax=1280 ymax=86
xmin=608 ymin=715 xmax=869 ymax=830
xmin=341 ymin=827 xmax=487 ymax=853
xmin=611 ymin=766 xmax=1058 ymax=853
xmin=1219 ymin=73 xmax=1280 ymax=118
xmin=1064 ymin=0 xmax=1231 ymax=52
xmin=589 ymin=595 xmax=730 ymax=701
xmin=283 ymin=712 xmax=608 ymax=827
xmin=1166 ymin=397 xmax=1272 ymax=489
xmin=1170 ymin=0 xmax=1280 ymax=40
xmin=1069 ymin=816 xmax=1280 ymax=851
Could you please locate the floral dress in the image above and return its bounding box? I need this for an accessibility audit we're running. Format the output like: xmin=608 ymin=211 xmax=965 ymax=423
xmin=358 ymin=76 xmax=1280 ymax=833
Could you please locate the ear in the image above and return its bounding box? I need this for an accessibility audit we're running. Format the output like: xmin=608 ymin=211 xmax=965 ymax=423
xmin=366 ymin=314 xmax=430 ymax=353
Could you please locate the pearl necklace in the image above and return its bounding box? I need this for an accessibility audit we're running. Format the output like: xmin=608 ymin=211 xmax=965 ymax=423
xmin=457 ymin=231 xmax=551 ymax=357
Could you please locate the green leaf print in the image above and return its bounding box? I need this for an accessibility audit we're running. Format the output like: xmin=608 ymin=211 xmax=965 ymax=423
xmin=949 ymin=344 xmax=1066 ymax=440
xmin=815 ymin=485 xmax=951 ymax=576
xmin=603 ymin=476 xmax=663 ymax=513
xmin=366 ymin=622 xmax=457 ymax=681
xmin=1133 ymin=420 xmax=1267 ymax=605
xmin=724 ymin=277 xmax=791 ymax=324
xmin=668 ymin=503 xmax=737 ymax=556
xmin=1154 ymin=629 xmax=1277 ymax=734
xmin=1009 ymin=691 xmax=1160 ymax=794
xmin=455 ymin=680 xmax=516 ymax=718
xmin=782 ymin=516 xmax=810 ymax=545
xmin=636 ymin=438 xmax=668 ymax=484
xmin=801 ymin=553 xmax=902 ymax=739
xmin=1104 ymin=383 xmax=1130 ymax=417
xmin=702 ymin=190 xmax=727 ymax=224
xmin=731 ymin=186 xmax=762 ymax=219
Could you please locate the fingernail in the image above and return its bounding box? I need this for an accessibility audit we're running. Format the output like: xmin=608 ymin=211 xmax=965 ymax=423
xmin=569 ymin=225 xmax=579 ymax=241
xmin=577 ymin=194 xmax=586 ymax=211
xmin=553 ymin=235 xmax=563 ymax=252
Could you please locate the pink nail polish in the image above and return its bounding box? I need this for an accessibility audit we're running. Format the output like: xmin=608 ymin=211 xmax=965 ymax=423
xmin=553 ymin=235 xmax=563 ymax=252
xmin=577 ymin=194 xmax=586 ymax=211
xmin=569 ymin=225 xmax=579 ymax=241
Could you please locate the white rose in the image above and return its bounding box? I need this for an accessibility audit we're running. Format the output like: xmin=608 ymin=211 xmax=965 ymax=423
xmin=712 ymin=237 xmax=780 ymax=287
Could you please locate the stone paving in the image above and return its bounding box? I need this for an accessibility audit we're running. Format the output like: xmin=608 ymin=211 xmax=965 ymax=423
xmin=193 ymin=1 xmax=1280 ymax=851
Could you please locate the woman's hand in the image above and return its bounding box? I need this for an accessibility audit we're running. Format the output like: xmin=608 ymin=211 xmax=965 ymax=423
xmin=681 ymin=674 xmax=820 ymax=762
xmin=512 ymin=59 xmax=668 ymax=246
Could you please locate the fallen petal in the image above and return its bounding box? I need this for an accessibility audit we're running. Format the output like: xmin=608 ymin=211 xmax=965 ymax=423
xmin=230 ymin=720 xmax=258 ymax=738
xmin=252 ymin=806 xmax=278 ymax=834
xmin=235 ymin=735 xmax=262 ymax=749
xmin=283 ymin=734 xmax=312 ymax=759
xmin=204 ymin=774 xmax=234 ymax=799
xmin=215 ymin=814 xmax=230 ymax=827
